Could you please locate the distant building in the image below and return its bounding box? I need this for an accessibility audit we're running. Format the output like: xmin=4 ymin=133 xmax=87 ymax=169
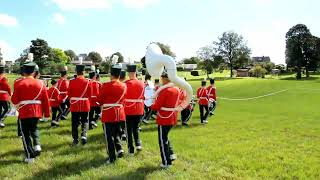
xmin=71 ymin=53 xmax=92 ymax=66
xmin=236 ymin=69 xmax=250 ymax=77
xmin=252 ymin=56 xmax=271 ymax=63
xmin=182 ymin=64 xmax=198 ymax=70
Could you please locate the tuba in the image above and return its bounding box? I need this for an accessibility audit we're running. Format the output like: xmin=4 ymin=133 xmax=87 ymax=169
xmin=145 ymin=43 xmax=193 ymax=111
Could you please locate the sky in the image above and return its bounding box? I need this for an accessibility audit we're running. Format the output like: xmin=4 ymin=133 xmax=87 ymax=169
xmin=0 ymin=0 xmax=320 ymax=64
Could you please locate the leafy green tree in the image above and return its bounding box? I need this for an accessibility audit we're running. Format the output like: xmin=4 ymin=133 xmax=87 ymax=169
xmin=64 ymin=50 xmax=77 ymax=63
xmin=197 ymin=45 xmax=215 ymax=78
xmin=50 ymin=48 xmax=68 ymax=64
xmin=286 ymin=24 xmax=313 ymax=79
xmin=154 ymin=42 xmax=176 ymax=58
xmin=87 ymin=51 xmax=103 ymax=64
xmin=111 ymin=52 xmax=124 ymax=63
xmin=182 ymin=57 xmax=201 ymax=64
xmin=0 ymin=48 xmax=3 ymax=62
xmin=213 ymin=31 xmax=251 ymax=77
xmin=100 ymin=60 xmax=112 ymax=74
xmin=29 ymin=38 xmax=52 ymax=71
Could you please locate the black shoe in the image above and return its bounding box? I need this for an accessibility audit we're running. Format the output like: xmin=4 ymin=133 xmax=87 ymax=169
xmin=81 ymin=137 xmax=87 ymax=145
xmin=61 ymin=116 xmax=67 ymax=120
xmin=182 ymin=123 xmax=189 ymax=126
xmin=117 ymin=150 xmax=124 ymax=158
xmin=71 ymin=140 xmax=79 ymax=146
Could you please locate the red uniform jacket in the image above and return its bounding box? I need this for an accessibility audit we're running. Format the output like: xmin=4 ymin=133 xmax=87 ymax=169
xmin=125 ymin=78 xmax=144 ymax=116
xmin=90 ymin=80 xmax=102 ymax=107
xmin=179 ymin=89 xmax=192 ymax=110
xmin=151 ymin=85 xmax=180 ymax=126
xmin=12 ymin=77 xmax=50 ymax=119
xmin=207 ymin=86 xmax=217 ymax=101
xmin=68 ymin=77 xmax=92 ymax=112
xmin=48 ymin=86 xmax=62 ymax=107
xmin=155 ymin=85 xmax=160 ymax=91
xmin=98 ymin=80 xmax=126 ymax=123
xmin=197 ymin=87 xmax=208 ymax=105
xmin=0 ymin=75 xmax=12 ymax=101
xmin=57 ymin=77 xmax=69 ymax=102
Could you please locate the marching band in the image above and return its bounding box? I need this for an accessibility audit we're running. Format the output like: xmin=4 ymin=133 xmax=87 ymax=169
xmin=0 ymin=44 xmax=218 ymax=168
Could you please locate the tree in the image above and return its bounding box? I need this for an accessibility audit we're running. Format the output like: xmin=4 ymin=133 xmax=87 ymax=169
xmin=50 ymin=48 xmax=68 ymax=64
xmin=213 ymin=31 xmax=251 ymax=77
xmin=197 ymin=45 xmax=215 ymax=78
xmin=111 ymin=52 xmax=124 ymax=63
xmin=182 ymin=57 xmax=201 ymax=64
xmin=100 ymin=60 xmax=112 ymax=74
xmin=64 ymin=50 xmax=77 ymax=63
xmin=286 ymin=24 xmax=313 ymax=79
xmin=87 ymin=51 xmax=103 ymax=64
xmin=29 ymin=38 xmax=52 ymax=71
xmin=0 ymin=48 xmax=3 ymax=62
xmin=155 ymin=42 xmax=176 ymax=58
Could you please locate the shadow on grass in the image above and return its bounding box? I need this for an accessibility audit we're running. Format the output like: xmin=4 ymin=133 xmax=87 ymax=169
xmin=24 ymin=156 xmax=106 ymax=180
xmin=141 ymin=123 xmax=204 ymax=133
xmin=106 ymin=166 xmax=160 ymax=180
xmin=279 ymin=76 xmax=320 ymax=81
xmin=187 ymin=77 xmax=243 ymax=82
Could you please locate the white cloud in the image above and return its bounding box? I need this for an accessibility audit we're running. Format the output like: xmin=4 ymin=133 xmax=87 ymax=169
xmin=0 ymin=13 xmax=18 ymax=27
xmin=52 ymin=13 xmax=65 ymax=25
xmin=51 ymin=0 xmax=158 ymax=10
xmin=0 ymin=40 xmax=15 ymax=61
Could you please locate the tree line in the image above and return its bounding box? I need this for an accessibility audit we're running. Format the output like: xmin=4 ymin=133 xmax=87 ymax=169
xmin=285 ymin=24 xmax=320 ymax=79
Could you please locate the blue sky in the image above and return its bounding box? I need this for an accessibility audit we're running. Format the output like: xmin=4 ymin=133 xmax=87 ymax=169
xmin=0 ymin=0 xmax=319 ymax=64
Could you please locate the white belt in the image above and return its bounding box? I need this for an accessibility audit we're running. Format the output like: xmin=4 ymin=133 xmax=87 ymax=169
xmin=0 ymin=90 xmax=8 ymax=94
xmin=50 ymin=99 xmax=56 ymax=101
xmin=91 ymin=96 xmax=97 ymax=98
xmin=126 ymin=99 xmax=144 ymax=103
xmin=19 ymin=100 xmax=42 ymax=105
xmin=199 ymin=97 xmax=208 ymax=100
xmin=60 ymin=92 xmax=67 ymax=94
xmin=102 ymin=104 xmax=123 ymax=108
xmin=160 ymin=107 xmax=176 ymax=111
xmin=70 ymin=97 xmax=88 ymax=101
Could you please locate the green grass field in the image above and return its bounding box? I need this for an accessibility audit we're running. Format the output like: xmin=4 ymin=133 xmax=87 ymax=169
xmin=0 ymin=73 xmax=320 ymax=179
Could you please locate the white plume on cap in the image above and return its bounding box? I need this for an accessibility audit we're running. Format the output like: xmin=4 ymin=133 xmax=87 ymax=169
xmin=79 ymin=57 xmax=83 ymax=65
xmin=0 ymin=60 xmax=5 ymax=66
xmin=91 ymin=65 xmax=96 ymax=71
xmin=27 ymin=53 xmax=34 ymax=62
xmin=63 ymin=66 xmax=68 ymax=71
xmin=112 ymin=55 xmax=119 ymax=64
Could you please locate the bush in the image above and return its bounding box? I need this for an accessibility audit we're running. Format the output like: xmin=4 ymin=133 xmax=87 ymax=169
xmin=250 ymin=65 xmax=267 ymax=78
xmin=191 ymin=71 xmax=200 ymax=76
xmin=177 ymin=67 xmax=184 ymax=71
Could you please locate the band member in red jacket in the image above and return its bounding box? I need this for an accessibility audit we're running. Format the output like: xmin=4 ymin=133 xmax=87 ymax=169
xmin=179 ymin=89 xmax=194 ymax=126
xmin=151 ymin=72 xmax=180 ymax=169
xmin=57 ymin=67 xmax=69 ymax=120
xmin=207 ymin=78 xmax=217 ymax=116
xmin=197 ymin=80 xmax=209 ymax=124
xmin=125 ymin=65 xmax=144 ymax=155
xmin=0 ymin=63 xmax=12 ymax=128
xmin=11 ymin=62 xmax=50 ymax=163
xmin=68 ymin=65 xmax=92 ymax=146
xmin=16 ymin=66 xmax=25 ymax=137
xmin=89 ymin=72 xmax=101 ymax=129
xmin=98 ymin=65 xmax=126 ymax=164
xmin=119 ymin=70 xmax=127 ymax=140
xmin=48 ymin=80 xmax=63 ymax=127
